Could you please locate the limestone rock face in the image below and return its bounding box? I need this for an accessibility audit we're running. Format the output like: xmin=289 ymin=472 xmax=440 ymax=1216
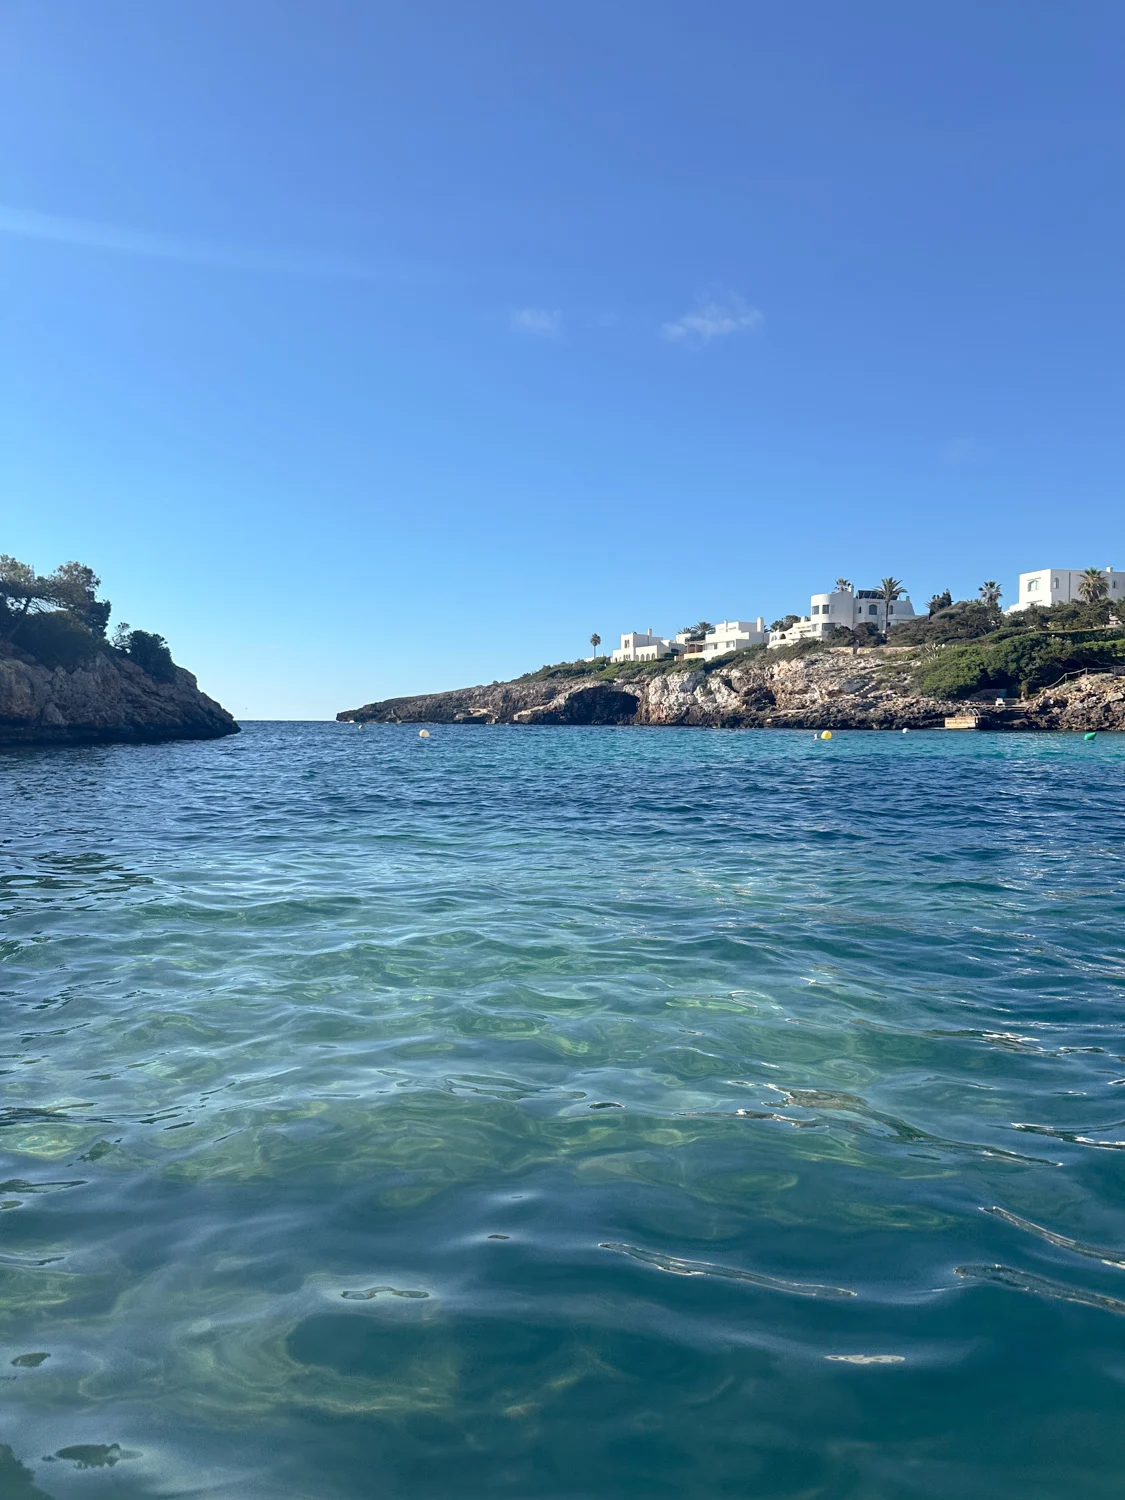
xmin=1023 ymin=679 xmax=1125 ymax=731
xmin=0 ymin=651 xmax=238 ymax=746
xmin=338 ymin=650 xmax=1125 ymax=733
xmin=512 ymin=683 xmax=642 ymax=724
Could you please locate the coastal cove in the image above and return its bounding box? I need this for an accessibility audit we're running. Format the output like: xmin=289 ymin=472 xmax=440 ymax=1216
xmin=7 ymin=4 xmax=1123 ymax=1494
xmin=3 ymin=722 xmax=1125 ymax=1498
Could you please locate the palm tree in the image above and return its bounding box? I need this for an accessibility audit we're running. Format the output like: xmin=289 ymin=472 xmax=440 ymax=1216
xmin=835 ymin=577 xmax=852 ymax=592
xmin=589 ymin=632 xmax=602 ymax=657
xmin=878 ymin=577 xmax=903 ymax=640
xmin=979 ymin=581 xmax=1002 ymax=609
xmin=1079 ymin=568 xmax=1108 ymax=604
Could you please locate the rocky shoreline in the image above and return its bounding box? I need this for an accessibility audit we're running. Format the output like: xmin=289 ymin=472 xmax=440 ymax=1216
xmin=0 ymin=651 xmax=239 ymax=747
xmin=339 ymin=647 xmax=1125 ymax=732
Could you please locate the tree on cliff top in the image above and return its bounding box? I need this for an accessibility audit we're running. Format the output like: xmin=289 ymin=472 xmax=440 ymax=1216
xmin=0 ymin=554 xmax=174 ymax=680
xmin=679 ymin=621 xmax=714 ymax=641
xmin=0 ymin=555 xmax=50 ymax=634
xmin=0 ymin=555 xmax=111 ymax=638
xmin=51 ymin=561 xmax=112 ymax=635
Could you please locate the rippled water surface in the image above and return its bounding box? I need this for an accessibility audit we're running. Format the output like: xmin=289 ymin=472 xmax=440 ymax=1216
xmin=3 ymin=722 xmax=1125 ymax=1498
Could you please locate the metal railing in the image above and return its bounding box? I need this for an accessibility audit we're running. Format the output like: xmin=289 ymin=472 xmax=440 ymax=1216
xmin=1037 ymin=666 xmax=1125 ymax=693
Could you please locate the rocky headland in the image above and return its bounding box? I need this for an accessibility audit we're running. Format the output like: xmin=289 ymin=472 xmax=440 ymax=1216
xmin=0 ymin=554 xmax=238 ymax=748
xmin=0 ymin=650 xmax=238 ymax=747
xmin=338 ymin=647 xmax=1125 ymax=732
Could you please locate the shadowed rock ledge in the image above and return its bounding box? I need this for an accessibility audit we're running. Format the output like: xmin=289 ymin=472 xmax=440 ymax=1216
xmin=0 ymin=652 xmax=239 ymax=747
xmin=339 ymin=648 xmax=1125 ymax=732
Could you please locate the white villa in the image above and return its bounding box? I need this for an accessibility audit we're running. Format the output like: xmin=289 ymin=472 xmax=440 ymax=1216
xmin=684 ymin=619 xmax=769 ymax=658
xmin=609 ymin=630 xmax=678 ymax=663
xmin=610 ymin=618 xmax=769 ymax=663
xmin=1006 ymin=567 xmax=1124 ymax=613
xmin=768 ymin=585 xmax=917 ymax=647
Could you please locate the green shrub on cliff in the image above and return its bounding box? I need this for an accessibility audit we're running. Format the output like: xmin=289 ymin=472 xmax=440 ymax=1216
xmin=892 ymin=600 xmax=998 ymax=644
xmin=916 ymin=634 xmax=1125 ymax=699
xmin=518 ymin=643 xmax=772 ymax=685
xmin=11 ymin=610 xmax=101 ymax=670
xmin=763 ymin=639 xmax=825 ymax=664
xmin=894 ymin=594 xmax=1118 ymax=647
xmin=824 ymin=624 xmax=881 ymax=647
xmin=517 ymin=658 xmax=607 ymax=682
xmin=121 ymin=629 xmax=176 ymax=682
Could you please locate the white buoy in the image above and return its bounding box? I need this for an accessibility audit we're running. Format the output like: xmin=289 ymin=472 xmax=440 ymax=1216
xmin=419 ymin=729 xmax=430 ymax=739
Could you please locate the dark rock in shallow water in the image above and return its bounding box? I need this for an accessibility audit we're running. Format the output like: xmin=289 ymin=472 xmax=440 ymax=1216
xmin=0 ymin=651 xmax=238 ymax=747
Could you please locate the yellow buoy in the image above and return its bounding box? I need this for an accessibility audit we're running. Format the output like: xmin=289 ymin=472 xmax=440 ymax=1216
xmin=419 ymin=729 xmax=430 ymax=739
xmin=820 ymin=730 xmax=832 ymax=740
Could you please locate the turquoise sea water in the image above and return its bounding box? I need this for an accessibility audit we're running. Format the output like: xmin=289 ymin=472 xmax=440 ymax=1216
xmin=3 ymin=722 xmax=1125 ymax=1499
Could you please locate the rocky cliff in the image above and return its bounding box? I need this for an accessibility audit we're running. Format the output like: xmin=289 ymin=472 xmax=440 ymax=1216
xmin=0 ymin=650 xmax=239 ymax=746
xmin=339 ymin=648 xmax=1125 ymax=732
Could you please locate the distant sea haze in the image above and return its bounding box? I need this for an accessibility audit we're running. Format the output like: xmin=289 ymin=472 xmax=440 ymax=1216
xmin=3 ymin=724 xmax=1125 ymax=1497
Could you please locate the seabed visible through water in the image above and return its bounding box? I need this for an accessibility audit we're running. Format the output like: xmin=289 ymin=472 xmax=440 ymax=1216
xmin=2 ymin=723 xmax=1124 ymax=1499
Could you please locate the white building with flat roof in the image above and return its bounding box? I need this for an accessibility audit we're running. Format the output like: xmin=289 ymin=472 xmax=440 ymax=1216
xmin=610 ymin=630 xmax=678 ymax=663
xmin=1007 ymin=567 xmax=1125 ymax=612
xmin=683 ymin=619 xmax=768 ymax=659
xmin=768 ymin=585 xmax=916 ymax=648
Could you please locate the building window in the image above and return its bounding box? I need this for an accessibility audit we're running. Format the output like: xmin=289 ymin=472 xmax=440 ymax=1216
xmin=888 ymin=605 xmax=894 ymax=614
xmin=869 ymin=605 xmax=878 ymax=615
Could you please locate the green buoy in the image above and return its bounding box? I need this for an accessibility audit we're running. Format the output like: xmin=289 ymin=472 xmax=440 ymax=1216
xmin=1084 ymin=732 xmax=1097 ymax=741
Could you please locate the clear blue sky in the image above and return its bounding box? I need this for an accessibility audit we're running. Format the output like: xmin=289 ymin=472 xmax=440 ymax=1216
xmin=2 ymin=1 xmax=1122 ymax=718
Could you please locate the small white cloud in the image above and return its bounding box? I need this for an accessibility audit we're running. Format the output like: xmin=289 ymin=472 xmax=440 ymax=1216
xmin=662 ymin=292 xmax=763 ymax=345
xmin=510 ymin=307 xmax=562 ymax=337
